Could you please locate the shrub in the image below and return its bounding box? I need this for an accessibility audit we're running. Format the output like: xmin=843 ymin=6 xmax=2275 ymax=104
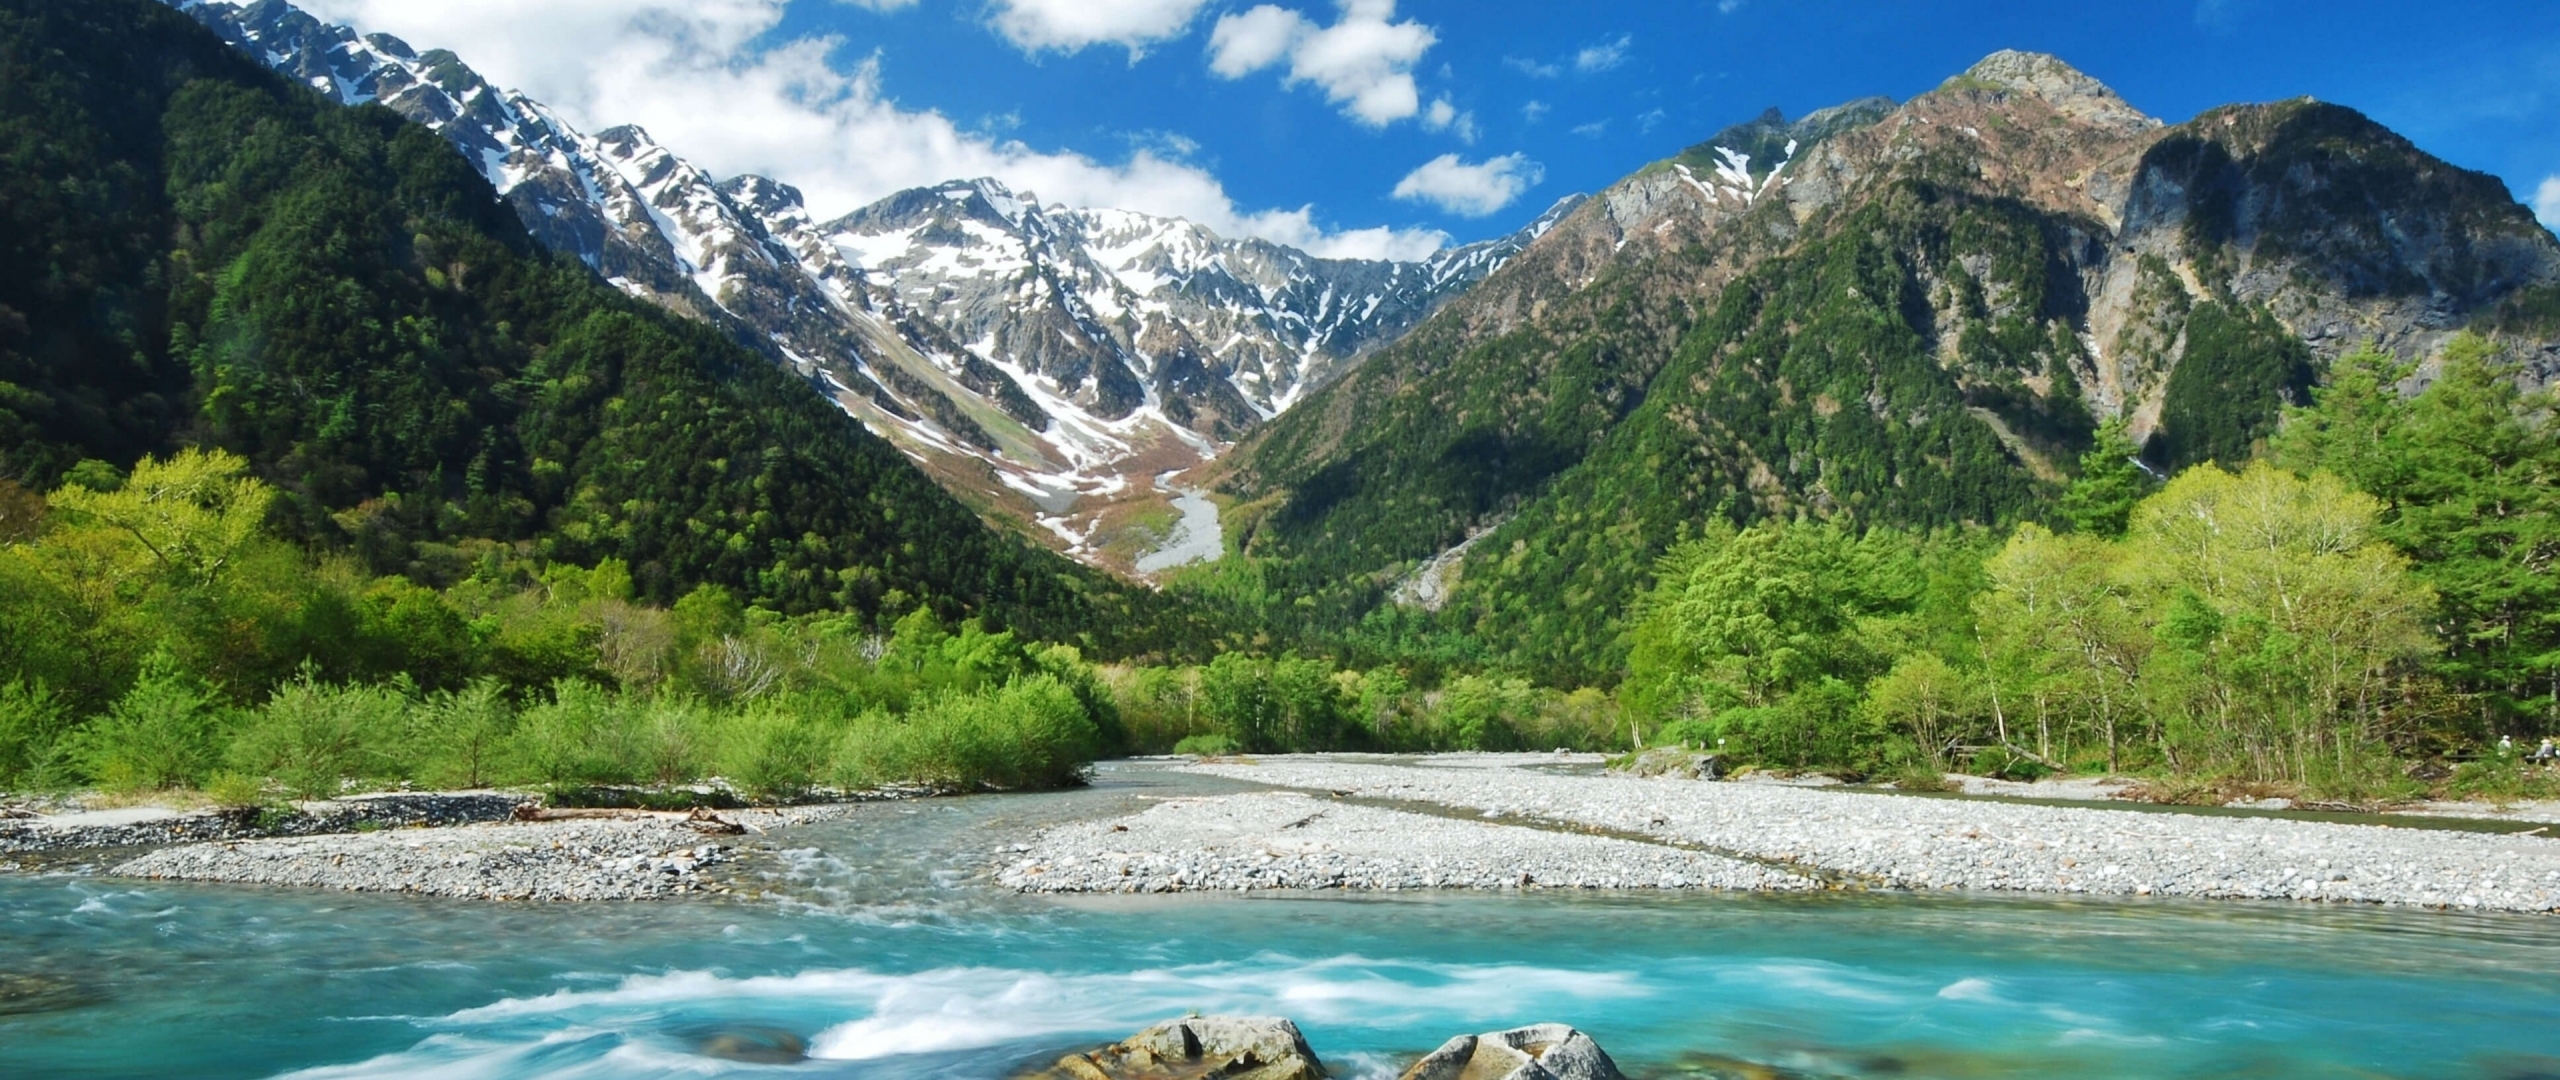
xmin=1172 ymin=733 xmax=1240 ymax=757
xmin=0 ymin=680 xmax=70 ymax=789
xmin=715 ymin=701 xmax=833 ymax=799
xmin=834 ymin=675 xmax=1100 ymax=791
xmin=1969 ymin=745 xmax=2053 ymax=782
xmin=68 ymin=658 xmax=230 ymax=791
xmin=229 ymin=674 xmax=409 ymax=799
xmin=508 ymin=680 xmax=636 ymax=788
xmin=411 ymin=680 xmax=516 ymax=789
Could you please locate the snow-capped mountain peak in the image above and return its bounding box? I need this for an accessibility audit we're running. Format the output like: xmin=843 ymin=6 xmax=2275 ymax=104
xmin=167 ymin=0 xmax=1561 ymax=573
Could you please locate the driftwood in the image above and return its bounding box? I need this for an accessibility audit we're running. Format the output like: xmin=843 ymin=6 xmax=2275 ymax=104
xmin=511 ymin=804 xmax=747 ymax=834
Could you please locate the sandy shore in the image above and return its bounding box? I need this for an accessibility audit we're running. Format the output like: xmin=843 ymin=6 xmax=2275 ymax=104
xmin=1112 ymin=757 xmax=2560 ymax=913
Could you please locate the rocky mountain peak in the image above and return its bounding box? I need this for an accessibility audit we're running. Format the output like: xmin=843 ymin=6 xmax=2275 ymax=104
xmin=1949 ymin=50 xmax=2157 ymax=131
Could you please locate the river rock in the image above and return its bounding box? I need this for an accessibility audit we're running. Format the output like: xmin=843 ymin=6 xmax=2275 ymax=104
xmin=1042 ymin=1016 xmax=1327 ymax=1080
xmin=1613 ymin=747 xmax=1724 ymax=780
xmin=1399 ymin=1025 xmax=1625 ymax=1080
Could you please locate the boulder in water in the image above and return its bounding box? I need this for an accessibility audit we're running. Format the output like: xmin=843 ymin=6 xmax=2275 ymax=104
xmin=694 ymin=1026 xmax=808 ymax=1064
xmin=1039 ymin=1016 xmax=1327 ymax=1080
xmin=1398 ymin=1024 xmax=1625 ymax=1080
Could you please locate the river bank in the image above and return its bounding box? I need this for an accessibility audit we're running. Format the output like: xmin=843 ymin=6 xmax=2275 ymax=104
xmin=1050 ymin=756 xmax=2560 ymax=913
xmin=12 ymin=755 xmax=2560 ymax=910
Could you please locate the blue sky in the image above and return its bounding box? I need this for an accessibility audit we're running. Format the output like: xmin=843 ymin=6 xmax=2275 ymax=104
xmin=300 ymin=0 xmax=2560 ymax=258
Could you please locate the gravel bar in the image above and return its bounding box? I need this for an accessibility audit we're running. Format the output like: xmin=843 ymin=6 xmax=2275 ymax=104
xmin=109 ymin=805 xmax=860 ymax=902
xmin=0 ymin=792 xmax=528 ymax=854
xmin=998 ymin=791 xmax=1814 ymax=894
xmin=1170 ymin=757 xmax=2560 ymax=913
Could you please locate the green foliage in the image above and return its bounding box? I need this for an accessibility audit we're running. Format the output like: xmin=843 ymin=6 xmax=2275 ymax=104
xmin=227 ymin=671 xmax=407 ymax=798
xmin=2149 ymin=302 xmax=2313 ymax=471
xmin=1623 ymin=521 xmax=1921 ymax=732
xmin=2056 ymin=420 xmax=2153 ymax=538
xmin=833 ymin=675 xmax=1100 ymax=791
xmin=1170 ymin=733 xmax=1240 ymax=757
xmin=2278 ymin=333 xmax=2560 ymax=735
xmin=0 ymin=680 xmax=68 ymax=787
xmin=66 ymin=654 xmax=229 ymax=791
xmin=0 ymin=0 xmax=1135 ymax=650
xmin=1199 ymin=653 xmax=1345 ymax=753
xmin=410 ymin=679 xmax=515 ymax=790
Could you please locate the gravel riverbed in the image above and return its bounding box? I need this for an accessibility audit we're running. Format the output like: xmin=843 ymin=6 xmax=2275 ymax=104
xmin=0 ymin=792 xmax=528 ymax=854
xmin=1109 ymin=757 xmax=2560 ymax=913
xmin=998 ymin=790 xmax=1814 ymax=893
xmin=109 ymin=805 xmax=861 ymax=901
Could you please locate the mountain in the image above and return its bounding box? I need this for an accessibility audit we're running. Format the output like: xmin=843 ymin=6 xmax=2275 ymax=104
xmin=0 ymin=0 xmax=1142 ymax=645
xmin=1221 ymin=50 xmax=2560 ymax=681
xmin=165 ymin=0 xmax=1559 ymax=572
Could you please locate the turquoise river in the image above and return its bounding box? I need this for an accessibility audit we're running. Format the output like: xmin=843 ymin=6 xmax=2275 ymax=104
xmin=6 ymin=766 xmax=2560 ymax=1079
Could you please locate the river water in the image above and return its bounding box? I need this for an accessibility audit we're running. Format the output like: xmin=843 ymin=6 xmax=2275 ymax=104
xmin=7 ymin=765 xmax=2560 ymax=1080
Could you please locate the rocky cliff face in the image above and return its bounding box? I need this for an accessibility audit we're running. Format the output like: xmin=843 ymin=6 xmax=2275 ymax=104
xmin=169 ymin=0 xmax=1549 ymax=571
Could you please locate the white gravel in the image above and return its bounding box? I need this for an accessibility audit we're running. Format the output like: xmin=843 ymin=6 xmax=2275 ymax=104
xmin=1156 ymin=757 xmax=2560 ymax=914
xmin=110 ymin=806 xmax=859 ymax=902
xmin=998 ymin=791 xmax=1813 ymax=894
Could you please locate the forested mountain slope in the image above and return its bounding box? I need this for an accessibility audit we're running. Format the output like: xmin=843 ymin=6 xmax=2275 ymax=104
xmin=1219 ymin=51 xmax=2560 ymax=681
xmin=0 ymin=0 xmax=1140 ymax=644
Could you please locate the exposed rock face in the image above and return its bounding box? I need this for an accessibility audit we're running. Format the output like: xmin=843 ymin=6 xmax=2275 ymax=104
xmin=1039 ymin=1017 xmax=1327 ymax=1080
xmin=1399 ymin=1025 xmax=1626 ymax=1080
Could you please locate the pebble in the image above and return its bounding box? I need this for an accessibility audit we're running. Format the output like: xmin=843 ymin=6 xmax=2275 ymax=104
xmin=999 ymin=790 xmax=1813 ymax=894
xmin=1150 ymin=757 xmax=2560 ymax=914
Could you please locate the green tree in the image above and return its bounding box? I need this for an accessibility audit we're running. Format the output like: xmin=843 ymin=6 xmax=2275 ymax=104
xmin=2056 ymin=420 xmax=2153 ymax=539
xmin=2278 ymin=334 xmax=2560 ymax=736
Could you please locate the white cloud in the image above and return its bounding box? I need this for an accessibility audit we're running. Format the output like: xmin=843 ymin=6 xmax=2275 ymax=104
xmin=1717 ymin=0 xmax=1744 ymax=12
xmin=837 ymin=0 xmax=918 ymax=10
xmin=1503 ymin=55 xmax=1559 ymax=79
xmin=2536 ymin=175 xmax=2560 ymax=233
xmin=1421 ymin=97 xmax=1477 ymax=143
xmin=1637 ymin=108 xmax=1667 ymax=133
xmin=1207 ymin=5 xmax=1307 ymax=77
xmin=1521 ymin=100 xmax=1550 ymax=124
xmin=297 ymin=0 xmax=1444 ymax=259
xmin=985 ymin=0 xmax=1213 ymax=55
xmin=1570 ymin=119 xmax=1609 ymax=138
xmin=1392 ymin=153 xmax=1543 ymax=218
xmin=1574 ymin=34 xmax=1631 ymax=74
xmin=1207 ymin=0 xmax=1437 ymax=126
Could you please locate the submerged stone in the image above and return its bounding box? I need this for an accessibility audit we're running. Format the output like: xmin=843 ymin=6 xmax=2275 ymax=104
xmin=693 ymin=1026 xmax=808 ymax=1064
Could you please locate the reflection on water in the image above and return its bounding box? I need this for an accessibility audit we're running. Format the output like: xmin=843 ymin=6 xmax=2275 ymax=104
xmin=5 ymin=764 xmax=2560 ymax=1079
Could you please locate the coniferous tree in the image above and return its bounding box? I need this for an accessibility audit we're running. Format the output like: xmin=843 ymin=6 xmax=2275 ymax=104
xmin=2057 ymin=420 xmax=2153 ymax=539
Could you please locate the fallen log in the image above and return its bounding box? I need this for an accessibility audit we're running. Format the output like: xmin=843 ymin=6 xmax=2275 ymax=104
xmin=510 ymin=805 xmax=747 ymax=834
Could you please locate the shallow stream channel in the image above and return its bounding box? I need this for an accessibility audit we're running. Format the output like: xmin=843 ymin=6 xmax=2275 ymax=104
xmin=7 ymin=763 xmax=2560 ymax=1079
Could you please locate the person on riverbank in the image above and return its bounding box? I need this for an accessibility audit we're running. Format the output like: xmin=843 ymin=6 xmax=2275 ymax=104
xmin=2532 ymin=738 xmax=2559 ymax=765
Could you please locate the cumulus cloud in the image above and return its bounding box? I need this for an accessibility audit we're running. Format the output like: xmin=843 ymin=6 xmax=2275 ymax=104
xmin=1207 ymin=0 xmax=1438 ymax=126
xmin=1574 ymin=34 xmax=1631 ymax=74
xmin=2537 ymin=176 xmax=2560 ymax=233
xmin=297 ymin=0 xmax=1444 ymax=259
xmin=1421 ymin=97 xmax=1477 ymax=143
xmin=985 ymin=0 xmax=1213 ymax=56
xmin=1392 ymin=153 xmax=1543 ymax=218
